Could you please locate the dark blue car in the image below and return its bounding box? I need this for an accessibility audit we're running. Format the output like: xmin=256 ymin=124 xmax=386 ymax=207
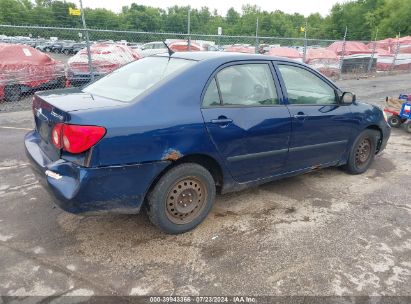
xmin=25 ymin=52 xmax=391 ymax=234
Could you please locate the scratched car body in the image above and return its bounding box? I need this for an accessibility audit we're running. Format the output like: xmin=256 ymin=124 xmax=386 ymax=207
xmin=25 ymin=52 xmax=391 ymax=234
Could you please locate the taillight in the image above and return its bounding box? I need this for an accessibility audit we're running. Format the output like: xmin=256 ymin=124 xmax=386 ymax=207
xmin=51 ymin=123 xmax=64 ymax=149
xmin=51 ymin=124 xmax=106 ymax=154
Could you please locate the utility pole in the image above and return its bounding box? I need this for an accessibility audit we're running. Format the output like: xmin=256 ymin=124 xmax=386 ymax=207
xmin=255 ymin=17 xmax=259 ymax=54
xmin=79 ymin=0 xmax=94 ymax=81
xmin=391 ymin=32 xmax=401 ymax=72
xmin=339 ymin=26 xmax=348 ymax=80
xmin=187 ymin=7 xmax=191 ymax=51
xmin=367 ymin=28 xmax=379 ymax=73
xmin=303 ymin=21 xmax=308 ymax=63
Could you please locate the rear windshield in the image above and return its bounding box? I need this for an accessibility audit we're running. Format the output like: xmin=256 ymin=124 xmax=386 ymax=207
xmin=82 ymin=57 xmax=195 ymax=102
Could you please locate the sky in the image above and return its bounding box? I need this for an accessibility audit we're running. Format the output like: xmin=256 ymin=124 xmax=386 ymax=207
xmin=83 ymin=0 xmax=345 ymax=17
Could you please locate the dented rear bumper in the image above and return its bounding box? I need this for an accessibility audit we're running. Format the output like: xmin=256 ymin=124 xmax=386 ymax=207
xmin=25 ymin=130 xmax=169 ymax=214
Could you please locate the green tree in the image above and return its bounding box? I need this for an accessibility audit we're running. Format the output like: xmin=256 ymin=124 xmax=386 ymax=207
xmin=0 ymin=0 xmax=30 ymax=24
xmin=378 ymin=0 xmax=411 ymax=37
xmin=0 ymin=0 xmax=410 ymax=41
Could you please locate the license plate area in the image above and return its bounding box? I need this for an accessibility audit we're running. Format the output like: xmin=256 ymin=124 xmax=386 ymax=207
xmin=33 ymin=111 xmax=61 ymax=162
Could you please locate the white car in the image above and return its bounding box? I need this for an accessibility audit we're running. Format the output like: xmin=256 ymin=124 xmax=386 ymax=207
xmin=137 ymin=42 xmax=167 ymax=57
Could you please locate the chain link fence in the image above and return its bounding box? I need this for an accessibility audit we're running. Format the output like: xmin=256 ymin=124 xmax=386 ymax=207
xmin=1 ymin=24 xmax=411 ymax=105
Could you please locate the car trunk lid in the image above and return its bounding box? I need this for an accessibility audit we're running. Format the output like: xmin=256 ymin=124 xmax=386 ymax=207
xmin=32 ymin=88 xmax=124 ymax=161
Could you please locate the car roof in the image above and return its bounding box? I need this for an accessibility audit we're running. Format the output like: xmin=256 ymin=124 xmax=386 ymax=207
xmin=154 ymin=51 xmax=339 ymax=89
xmin=155 ymin=51 xmax=299 ymax=64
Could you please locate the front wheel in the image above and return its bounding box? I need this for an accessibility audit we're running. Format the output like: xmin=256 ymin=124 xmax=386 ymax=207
xmin=146 ymin=163 xmax=216 ymax=234
xmin=344 ymin=129 xmax=379 ymax=175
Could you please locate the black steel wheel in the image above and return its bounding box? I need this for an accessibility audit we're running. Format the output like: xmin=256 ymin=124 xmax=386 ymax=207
xmin=165 ymin=177 xmax=207 ymax=225
xmin=147 ymin=163 xmax=216 ymax=234
xmin=355 ymin=138 xmax=372 ymax=169
xmin=344 ymin=129 xmax=379 ymax=174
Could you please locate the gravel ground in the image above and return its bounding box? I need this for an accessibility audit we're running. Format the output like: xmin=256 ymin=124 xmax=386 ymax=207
xmin=0 ymin=74 xmax=410 ymax=300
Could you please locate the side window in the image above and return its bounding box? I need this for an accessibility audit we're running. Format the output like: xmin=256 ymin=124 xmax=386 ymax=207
xmin=278 ymin=65 xmax=336 ymax=105
xmin=216 ymin=64 xmax=278 ymax=106
xmin=203 ymin=78 xmax=221 ymax=107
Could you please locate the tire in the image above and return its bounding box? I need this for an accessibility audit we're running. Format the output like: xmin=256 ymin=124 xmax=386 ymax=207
xmin=4 ymin=85 xmax=21 ymax=102
xmin=388 ymin=115 xmax=402 ymax=128
xmin=63 ymin=49 xmax=70 ymax=55
xmin=403 ymin=121 xmax=411 ymax=133
xmin=344 ymin=129 xmax=379 ymax=175
xmin=56 ymin=76 xmax=66 ymax=88
xmin=146 ymin=163 xmax=216 ymax=234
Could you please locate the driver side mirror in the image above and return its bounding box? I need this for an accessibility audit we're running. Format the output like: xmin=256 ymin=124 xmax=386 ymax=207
xmin=340 ymin=92 xmax=356 ymax=105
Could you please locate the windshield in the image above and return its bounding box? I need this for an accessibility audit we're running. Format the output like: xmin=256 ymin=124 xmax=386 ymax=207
xmin=82 ymin=56 xmax=196 ymax=102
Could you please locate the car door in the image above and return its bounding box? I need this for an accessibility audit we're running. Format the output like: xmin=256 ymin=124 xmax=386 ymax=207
xmin=201 ymin=62 xmax=292 ymax=183
xmin=275 ymin=63 xmax=354 ymax=171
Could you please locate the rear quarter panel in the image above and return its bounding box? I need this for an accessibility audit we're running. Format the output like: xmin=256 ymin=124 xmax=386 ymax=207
xmin=68 ymin=60 xmax=225 ymax=168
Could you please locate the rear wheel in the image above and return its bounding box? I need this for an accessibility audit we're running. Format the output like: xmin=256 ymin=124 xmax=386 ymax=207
xmin=344 ymin=129 xmax=379 ymax=174
xmin=403 ymin=121 xmax=411 ymax=133
xmin=388 ymin=115 xmax=402 ymax=128
xmin=4 ymin=85 xmax=21 ymax=102
xmin=146 ymin=163 xmax=216 ymax=234
xmin=57 ymin=76 xmax=66 ymax=88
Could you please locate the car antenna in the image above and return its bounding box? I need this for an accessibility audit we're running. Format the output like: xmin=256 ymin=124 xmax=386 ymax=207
xmin=162 ymin=41 xmax=174 ymax=57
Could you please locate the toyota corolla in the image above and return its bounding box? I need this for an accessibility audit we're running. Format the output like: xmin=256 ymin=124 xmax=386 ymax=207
xmin=25 ymin=52 xmax=390 ymax=234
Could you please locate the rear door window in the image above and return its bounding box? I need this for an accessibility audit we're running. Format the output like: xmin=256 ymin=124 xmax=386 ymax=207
xmin=203 ymin=78 xmax=221 ymax=107
xmin=216 ymin=64 xmax=278 ymax=106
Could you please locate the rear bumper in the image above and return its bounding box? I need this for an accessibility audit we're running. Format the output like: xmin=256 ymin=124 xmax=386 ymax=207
xmin=25 ymin=130 xmax=169 ymax=214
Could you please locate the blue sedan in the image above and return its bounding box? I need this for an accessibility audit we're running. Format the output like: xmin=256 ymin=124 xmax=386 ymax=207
xmin=25 ymin=52 xmax=391 ymax=234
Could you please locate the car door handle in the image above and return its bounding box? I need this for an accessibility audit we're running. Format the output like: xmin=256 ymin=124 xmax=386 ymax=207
xmin=211 ymin=117 xmax=233 ymax=125
xmin=293 ymin=113 xmax=308 ymax=119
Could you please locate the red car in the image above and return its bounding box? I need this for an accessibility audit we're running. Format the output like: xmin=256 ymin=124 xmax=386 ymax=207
xmin=266 ymin=47 xmax=303 ymax=62
xmin=306 ymin=48 xmax=340 ymax=78
xmin=66 ymin=43 xmax=141 ymax=86
xmin=169 ymin=41 xmax=202 ymax=52
xmin=0 ymin=43 xmax=65 ymax=102
xmin=224 ymin=45 xmax=255 ymax=54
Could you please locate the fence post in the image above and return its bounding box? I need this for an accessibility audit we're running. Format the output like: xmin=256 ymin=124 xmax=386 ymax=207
xmin=367 ymin=28 xmax=378 ymax=73
xmin=187 ymin=8 xmax=191 ymax=51
xmin=339 ymin=26 xmax=348 ymax=80
xmin=255 ymin=17 xmax=259 ymax=54
xmin=390 ymin=32 xmax=401 ymax=72
xmin=79 ymin=0 xmax=94 ymax=81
